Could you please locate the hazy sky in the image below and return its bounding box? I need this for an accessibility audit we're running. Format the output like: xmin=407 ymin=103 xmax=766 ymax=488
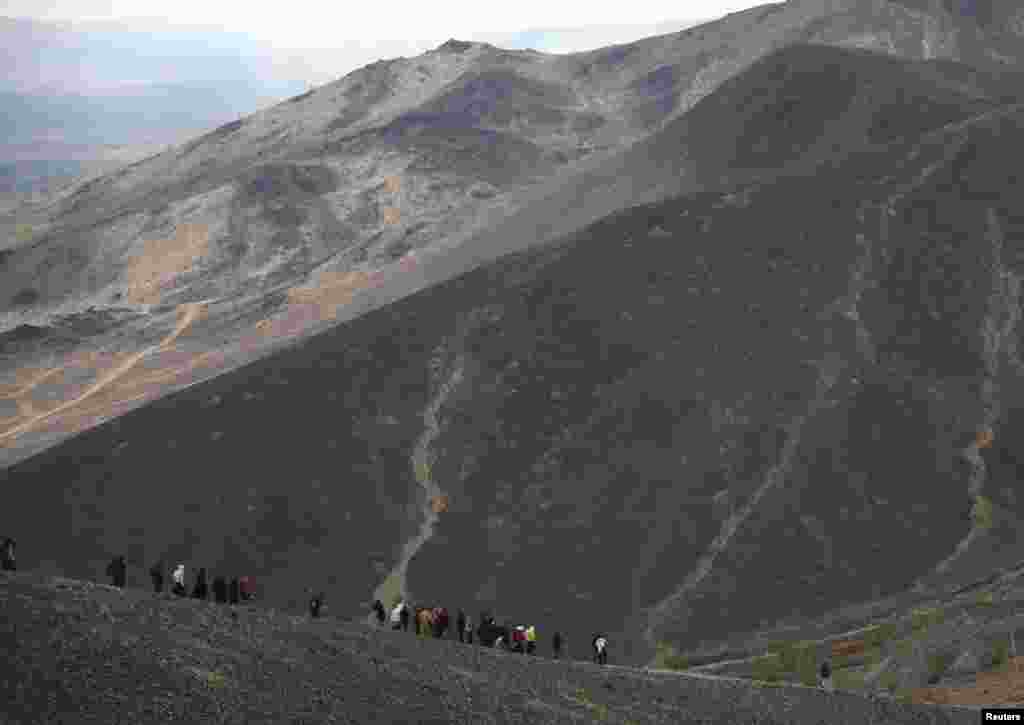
xmin=4 ymin=1 xmax=774 ymax=86
xmin=6 ymin=1 xmax=768 ymax=51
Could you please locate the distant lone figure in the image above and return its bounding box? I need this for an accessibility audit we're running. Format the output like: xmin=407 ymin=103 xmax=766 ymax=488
xmin=373 ymin=599 xmax=386 ymax=626
xmin=1 ymin=537 xmax=16 ymax=572
xmin=172 ymin=564 xmax=187 ymax=597
xmin=553 ymin=631 xmax=563 ymax=659
xmin=457 ymin=610 xmax=467 ymax=643
xmin=229 ymin=577 xmax=240 ymax=605
xmin=593 ymin=634 xmax=608 ymax=665
xmin=819 ymin=661 xmax=833 ymax=692
xmin=310 ymin=592 xmax=324 ymax=618
xmin=464 ymin=614 xmax=473 ymax=645
xmin=390 ymin=601 xmax=403 ymax=630
xmin=239 ymin=576 xmax=254 ymax=602
xmin=107 ymin=555 xmax=127 ymax=588
xmin=149 ymin=560 xmax=164 ymax=593
xmin=526 ymin=625 xmax=537 ymax=655
xmin=400 ymin=602 xmax=410 ymax=632
xmin=212 ymin=576 xmax=228 ymax=604
xmin=192 ymin=567 xmax=208 ymax=600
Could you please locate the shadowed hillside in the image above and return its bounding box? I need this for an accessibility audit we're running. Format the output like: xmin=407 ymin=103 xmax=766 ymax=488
xmin=4 ymin=44 xmax=1024 ymax=679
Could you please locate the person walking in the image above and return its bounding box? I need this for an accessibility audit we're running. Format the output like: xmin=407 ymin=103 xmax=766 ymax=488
xmin=149 ymin=560 xmax=165 ymax=593
xmin=593 ymin=634 xmax=609 ymax=665
xmin=212 ymin=575 xmax=228 ymax=604
xmin=229 ymin=577 xmax=240 ymax=605
xmin=553 ymin=631 xmax=563 ymax=659
xmin=819 ymin=660 xmax=834 ymax=692
xmin=192 ymin=567 xmax=208 ymax=600
xmin=464 ymin=614 xmax=474 ymax=645
xmin=526 ymin=625 xmax=537 ymax=655
xmin=390 ymin=600 xmax=403 ymax=630
xmin=172 ymin=564 xmax=187 ymax=597
xmin=457 ymin=610 xmax=467 ymax=643
xmin=239 ymin=575 xmax=254 ymax=602
xmin=106 ymin=555 xmax=127 ymax=588
xmin=1 ymin=537 xmax=16 ymax=572
xmin=400 ymin=601 xmax=410 ymax=632
xmin=373 ymin=599 xmax=386 ymax=626
xmin=309 ymin=592 xmax=325 ymax=619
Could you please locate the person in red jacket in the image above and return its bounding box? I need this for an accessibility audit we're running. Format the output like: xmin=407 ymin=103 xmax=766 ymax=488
xmin=239 ymin=575 xmax=254 ymax=601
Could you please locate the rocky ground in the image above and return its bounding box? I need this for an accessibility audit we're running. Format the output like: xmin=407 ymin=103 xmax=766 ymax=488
xmin=0 ymin=570 xmax=977 ymax=724
xmin=664 ymin=557 xmax=1024 ymax=708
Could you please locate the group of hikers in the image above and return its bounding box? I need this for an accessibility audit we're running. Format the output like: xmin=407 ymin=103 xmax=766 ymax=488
xmin=3 ymin=539 xmax=845 ymax=684
xmin=372 ymin=598 xmax=611 ymax=665
xmin=104 ymin=555 xmax=257 ymax=605
xmin=2 ymin=538 xmax=611 ymax=664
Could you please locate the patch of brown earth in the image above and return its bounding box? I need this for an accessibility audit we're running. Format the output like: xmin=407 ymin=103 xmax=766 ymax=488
xmin=832 ymin=639 xmax=866 ymax=658
xmin=125 ymin=223 xmax=211 ymax=305
xmin=0 ymin=303 xmax=208 ymax=446
xmin=913 ymin=657 xmax=1024 ymax=706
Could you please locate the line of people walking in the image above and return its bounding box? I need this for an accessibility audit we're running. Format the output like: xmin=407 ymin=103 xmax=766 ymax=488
xmin=371 ymin=597 xmax=609 ymax=664
xmin=2 ymin=542 xmax=610 ymax=665
xmin=106 ymin=556 xmax=256 ymax=605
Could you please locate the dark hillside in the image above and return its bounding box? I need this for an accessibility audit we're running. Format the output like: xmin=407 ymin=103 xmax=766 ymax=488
xmin=2 ymin=45 xmax=1024 ymax=670
xmin=0 ymin=571 xmax=977 ymax=724
xmin=409 ymin=45 xmax=1024 ymax=293
xmin=669 ymin=43 xmax=1021 ymax=176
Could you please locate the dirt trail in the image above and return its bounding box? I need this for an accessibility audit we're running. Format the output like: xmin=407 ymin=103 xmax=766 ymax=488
xmin=0 ymin=301 xmax=208 ymax=446
xmin=372 ymin=354 xmax=464 ymax=610
xmin=928 ymin=208 xmax=1024 ymax=580
xmin=0 ymin=366 xmax=64 ymax=398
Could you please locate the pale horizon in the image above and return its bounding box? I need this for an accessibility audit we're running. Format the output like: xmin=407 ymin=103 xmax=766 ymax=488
xmin=2 ymin=1 xmax=774 ymax=85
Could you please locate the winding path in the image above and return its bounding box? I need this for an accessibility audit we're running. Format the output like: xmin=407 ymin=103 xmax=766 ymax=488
xmin=372 ymin=353 xmax=465 ymax=609
xmin=0 ymin=301 xmax=209 ymax=446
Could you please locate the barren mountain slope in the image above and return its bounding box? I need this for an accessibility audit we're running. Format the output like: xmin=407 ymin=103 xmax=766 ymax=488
xmin=4 ymin=0 xmax=1024 ymax=467
xmin=0 ymin=571 xmax=976 ymax=724
xmin=4 ymin=45 xmax=1023 ymax=676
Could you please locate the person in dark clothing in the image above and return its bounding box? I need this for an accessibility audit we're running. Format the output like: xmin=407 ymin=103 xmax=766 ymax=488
xmin=433 ymin=607 xmax=449 ymax=638
xmin=1 ymin=538 xmax=16 ymax=572
xmin=400 ymin=603 xmax=410 ymax=632
xmin=212 ymin=576 xmax=228 ymax=604
xmin=457 ymin=610 xmax=467 ymax=643
xmin=229 ymin=577 xmax=240 ymax=605
xmin=553 ymin=631 xmax=563 ymax=659
xmin=192 ymin=567 xmax=208 ymax=600
xmin=106 ymin=556 xmax=127 ymax=588
xmin=372 ymin=599 xmax=386 ymax=626
xmin=149 ymin=560 xmax=164 ymax=593
xmin=464 ymin=614 xmax=473 ymax=645
xmin=310 ymin=592 xmax=324 ymax=618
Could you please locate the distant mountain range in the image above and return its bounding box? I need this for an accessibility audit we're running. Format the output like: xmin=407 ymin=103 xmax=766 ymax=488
xmin=3 ymin=0 xmax=1024 ymax=672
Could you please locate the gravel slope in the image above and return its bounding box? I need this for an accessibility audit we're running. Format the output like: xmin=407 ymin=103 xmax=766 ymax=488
xmin=0 ymin=571 xmax=977 ymax=724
